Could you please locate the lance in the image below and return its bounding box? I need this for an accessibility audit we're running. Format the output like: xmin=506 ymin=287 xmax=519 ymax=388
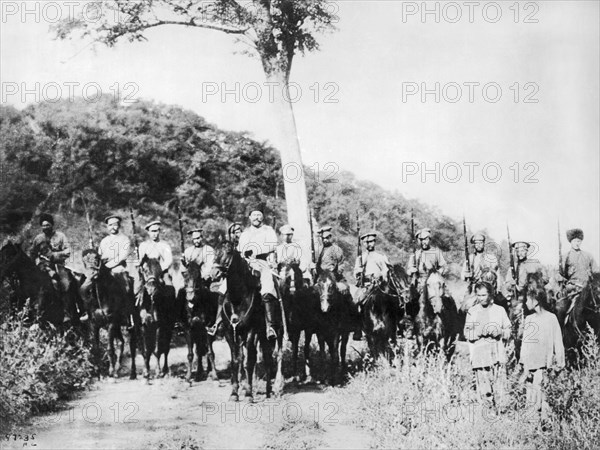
xmin=558 ymin=219 xmax=564 ymax=279
xmin=177 ymin=204 xmax=185 ymax=265
xmin=463 ymin=214 xmax=472 ymax=293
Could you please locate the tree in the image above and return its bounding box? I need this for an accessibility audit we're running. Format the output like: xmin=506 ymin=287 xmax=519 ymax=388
xmin=54 ymin=0 xmax=338 ymax=267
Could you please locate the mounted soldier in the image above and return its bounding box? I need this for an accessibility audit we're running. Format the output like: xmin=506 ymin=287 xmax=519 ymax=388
xmin=407 ymin=227 xmax=448 ymax=290
xmin=98 ymin=215 xmax=134 ymax=295
xmin=462 ymin=232 xmax=500 ymax=291
xmin=505 ymin=241 xmax=545 ymax=303
xmin=181 ymin=228 xmax=215 ymax=285
xmin=316 ymin=226 xmax=348 ymax=294
xmin=276 ymin=224 xmax=310 ymax=282
xmin=30 ymin=213 xmax=71 ymax=293
xmin=561 ymin=228 xmax=598 ymax=294
xmin=354 ymin=232 xmax=390 ymax=304
xmin=228 ymin=222 xmax=243 ymax=246
xmin=237 ymin=203 xmax=279 ymax=340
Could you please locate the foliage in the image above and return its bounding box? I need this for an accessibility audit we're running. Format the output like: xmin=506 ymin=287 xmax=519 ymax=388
xmin=1 ymin=98 xmax=465 ymax=269
xmin=0 ymin=315 xmax=94 ymax=433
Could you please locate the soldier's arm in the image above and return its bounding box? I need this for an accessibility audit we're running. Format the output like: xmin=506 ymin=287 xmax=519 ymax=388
xmin=202 ymin=246 xmax=216 ymax=279
xmin=353 ymin=256 xmax=362 ymax=277
xmin=461 ymin=260 xmax=470 ymax=281
xmin=438 ymin=250 xmax=448 ymax=274
xmin=161 ymin=244 xmax=173 ymax=272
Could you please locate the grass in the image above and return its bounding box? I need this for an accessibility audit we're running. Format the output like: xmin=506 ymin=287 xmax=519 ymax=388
xmin=336 ymin=332 xmax=600 ymax=449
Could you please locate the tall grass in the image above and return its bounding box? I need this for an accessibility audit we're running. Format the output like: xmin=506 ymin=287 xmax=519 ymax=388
xmin=338 ymin=333 xmax=600 ymax=449
xmin=0 ymin=313 xmax=94 ymax=433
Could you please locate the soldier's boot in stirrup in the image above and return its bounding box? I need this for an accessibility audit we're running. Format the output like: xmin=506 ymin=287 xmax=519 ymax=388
xmin=263 ymin=294 xmax=278 ymax=340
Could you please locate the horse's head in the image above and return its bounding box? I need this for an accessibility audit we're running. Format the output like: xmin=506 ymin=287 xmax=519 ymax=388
xmin=140 ymin=256 xmax=163 ymax=299
xmin=314 ymin=269 xmax=337 ymax=313
xmin=425 ymin=270 xmax=445 ymax=314
xmin=0 ymin=241 xmax=22 ymax=278
xmin=183 ymin=261 xmax=204 ymax=302
xmin=278 ymin=261 xmax=303 ymax=295
xmin=211 ymin=239 xmax=236 ymax=280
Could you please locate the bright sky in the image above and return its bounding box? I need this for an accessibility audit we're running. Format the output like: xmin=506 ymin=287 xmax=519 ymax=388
xmin=1 ymin=0 xmax=598 ymax=264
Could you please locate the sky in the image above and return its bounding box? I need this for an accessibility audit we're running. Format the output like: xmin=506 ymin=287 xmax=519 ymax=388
xmin=1 ymin=0 xmax=599 ymax=264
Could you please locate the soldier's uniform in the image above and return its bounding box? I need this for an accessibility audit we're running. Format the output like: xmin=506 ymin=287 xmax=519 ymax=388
xmin=562 ymin=228 xmax=598 ymax=292
xmin=98 ymin=215 xmax=134 ymax=295
xmin=354 ymin=232 xmax=390 ymax=306
xmin=275 ymin=224 xmax=310 ymax=282
xmin=505 ymin=241 xmax=545 ymax=297
xmin=138 ymin=220 xmax=174 ymax=284
xmin=461 ymin=233 xmax=500 ymax=288
xmin=182 ymin=229 xmax=215 ymax=281
xmin=316 ymin=226 xmax=348 ymax=293
xmin=31 ymin=219 xmax=71 ymax=293
xmin=407 ymin=228 xmax=447 ymax=288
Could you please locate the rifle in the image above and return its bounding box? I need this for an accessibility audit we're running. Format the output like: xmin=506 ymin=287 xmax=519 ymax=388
xmin=80 ymin=193 xmax=95 ymax=249
xmin=463 ymin=214 xmax=472 ymax=292
xmin=128 ymin=202 xmax=140 ymax=262
xmin=410 ymin=209 xmax=417 ymax=285
xmin=356 ymin=210 xmax=364 ymax=287
xmin=309 ymin=209 xmax=316 ymax=276
xmin=177 ymin=204 xmax=185 ymax=264
xmin=557 ymin=220 xmax=564 ymax=281
xmin=506 ymin=224 xmax=518 ymax=300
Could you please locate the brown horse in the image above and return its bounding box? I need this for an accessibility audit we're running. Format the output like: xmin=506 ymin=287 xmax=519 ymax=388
xmin=138 ymin=256 xmax=177 ymax=379
xmin=551 ymin=273 xmax=600 ymax=366
xmin=212 ymin=240 xmax=282 ymax=401
xmin=278 ymin=260 xmax=321 ymax=382
xmin=313 ymin=269 xmax=354 ymax=384
xmin=79 ymin=249 xmax=138 ymax=379
xmin=414 ymin=271 xmax=460 ymax=360
xmin=0 ymin=241 xmax=64 ymax=327
xmin=179 ymin=260 xmax=219 ymax=382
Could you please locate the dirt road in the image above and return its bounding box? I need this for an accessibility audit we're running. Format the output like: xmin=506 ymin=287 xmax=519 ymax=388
xmin=4 ymin=340 xmax=373 ymax=450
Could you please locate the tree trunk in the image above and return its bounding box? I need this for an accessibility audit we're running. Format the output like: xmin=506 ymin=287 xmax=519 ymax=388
xmin=266 ymin=69 xmax=312 ymax=269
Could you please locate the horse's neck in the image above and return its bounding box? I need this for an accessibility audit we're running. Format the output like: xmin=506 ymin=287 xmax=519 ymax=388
xmin=13 ymin=252 xmax=48 ymax=285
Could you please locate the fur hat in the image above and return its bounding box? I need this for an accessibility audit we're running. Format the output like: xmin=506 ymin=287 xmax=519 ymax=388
xmin=566 ymin=228 xmax=584 ymax=242
xmin=39 ymin=213 xmax=54 ymax=226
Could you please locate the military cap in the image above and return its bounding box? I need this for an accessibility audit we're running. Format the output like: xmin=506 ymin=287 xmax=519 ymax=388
xmin=279 ymin=224 xmax=294 ymax=235
xmin=416 ymin=228 xmax=431 ymax=240
xmin=360 ymin=232 xmax=377 ymax=241
xmin=247 ymin=202 xmax=265 ymax=215
xmin=39 ymin=213 xmax=54 ymax=226
xmin=470 ymin=232 xmax=486 ymax=243
xmin=144 ymin=220 xmax=161 ymax=231
xmin=512 ymin=241 xmax=530 ymax=249
xmin=566 ymin=228 xmax=584 ymax=242
xmin=187 ymin=228 xmax=203 ymax=236
xmin=317 ymin=226 xmax=333 ymax=235
xmin=104 ymin=215 xmax=122 ymax=224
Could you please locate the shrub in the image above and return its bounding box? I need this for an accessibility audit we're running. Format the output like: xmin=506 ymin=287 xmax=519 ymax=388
xmin=0 ymin=315 xmax=94 ymax=433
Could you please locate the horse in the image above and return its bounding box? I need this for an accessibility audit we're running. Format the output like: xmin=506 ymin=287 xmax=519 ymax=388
xmin=79 ymin=249 xmax=138 ymax=379
xmin=278 ymin=260 xmax=321 ymax=382
xmin=0 ymin=241 xmax=64 ymax=327
xmin=414 ymin=271 xmax=460 ymax=361
xmin=313 ymin=269 xmax=354 ymax=384
xmin=212 ymin=239 xmax=283 ymax=401
xmin=179 ymin=260 xmax=219 ymax=382
xmin=551 ymin=273 xmax=600 ymax=366
xmin=138 ymin=256 xmax=177 ymax=379
xmin=357 ymin=273 xmax=402 ymax=362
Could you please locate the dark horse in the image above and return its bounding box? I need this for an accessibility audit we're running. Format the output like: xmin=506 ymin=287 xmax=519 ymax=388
xmin=79 ymin=249 xmax=138 ymax=378
xmin=0 ymin=241 xmax=65 ymax=327
xmin=357 ymin=272 xmax=402 ymax=362
xmin=212 ymin=240 xmax=283 ymax=401
xmin=414 ymin=271 xmax=460 ymax=360
xmin=313 ymin=269 xmax=354 ymax=384
xmin=278 ymin=260 xmax=321 ymax=382
xmin=138 ymin=256 xmax=177 ymax=379
xmin=179 ymin=260 xmax=219 ymax=382
xmin=551 ymin=273 xmax=600 ymax=366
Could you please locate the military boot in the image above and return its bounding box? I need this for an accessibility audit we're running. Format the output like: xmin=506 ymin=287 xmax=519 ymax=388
xmin=262 ymin=294 xmax=278 ymax=340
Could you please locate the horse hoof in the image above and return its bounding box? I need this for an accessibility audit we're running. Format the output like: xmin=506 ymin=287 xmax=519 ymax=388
xmin=305 ymin=376 xmax=314 ymax=384
xmin=229 ymin=394 xmax=239 ymax=402
xmin=129 ymin=372 xmax=137 ymax=380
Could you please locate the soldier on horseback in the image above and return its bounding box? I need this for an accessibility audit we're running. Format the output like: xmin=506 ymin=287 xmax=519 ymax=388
xmin=407 ymin=227 xmax=447 ymax=291
xmin=353 ymin=232 xmax=390 ymax=303
xmin=316 ymin=226 xmax=348 ymax=290
xmin=237 ymin=203 xmax=279 ymax=340
xmin=181 ymin=228 xmax=215 ymax=284
xmin=561 ymin=228 xmax=598 ymax=294
xmin=98 ymin=215 xmax=135 ymax=296
xmin=276 ymin=224 xmax=311 ymax=282
xmin=462 ymin=232 xmax=500 ymax=291
xmin=31 ymin=213 xmax=86 ymax=321
xmin=505 ymin=241 xmax=545 ymax=303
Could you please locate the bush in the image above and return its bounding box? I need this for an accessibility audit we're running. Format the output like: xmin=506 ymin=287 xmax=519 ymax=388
xmin=337 ymin=336 xmax=600 ymax=449
xmin=0 ymin=315 xmax=94 ymax=433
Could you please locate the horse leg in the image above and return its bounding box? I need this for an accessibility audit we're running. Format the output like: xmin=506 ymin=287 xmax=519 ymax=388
xmin=273 ymin=334 xmax=284 ymax=396
xmin=340 ymin=332 xmax=349 ymax=378
xmin=129 ymin=323 xmax=137 ymax=380
xmin=107 ymin=323 xmax=117 ymax=377
xmin=329 ymin=336 xmax=339 ymax=386
xmin=290 ymin=330 xmax=300 ymax=382
xmin=227 ymin=334 xmax=240 ymax=402
xmin=304 ymin=330 xmax=314 ymax=383
xmin=185 ymin=326 xmax=194 ymax=382
xmin=245 ymin=334 xmax=258 ymax=401
xmin=195 ymin=330 xmax=205 ymax=382
xmin=206 ymin=334 xmax=218 ymax=381
xmin=115 ymin=326 xmax=124 ymax=376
